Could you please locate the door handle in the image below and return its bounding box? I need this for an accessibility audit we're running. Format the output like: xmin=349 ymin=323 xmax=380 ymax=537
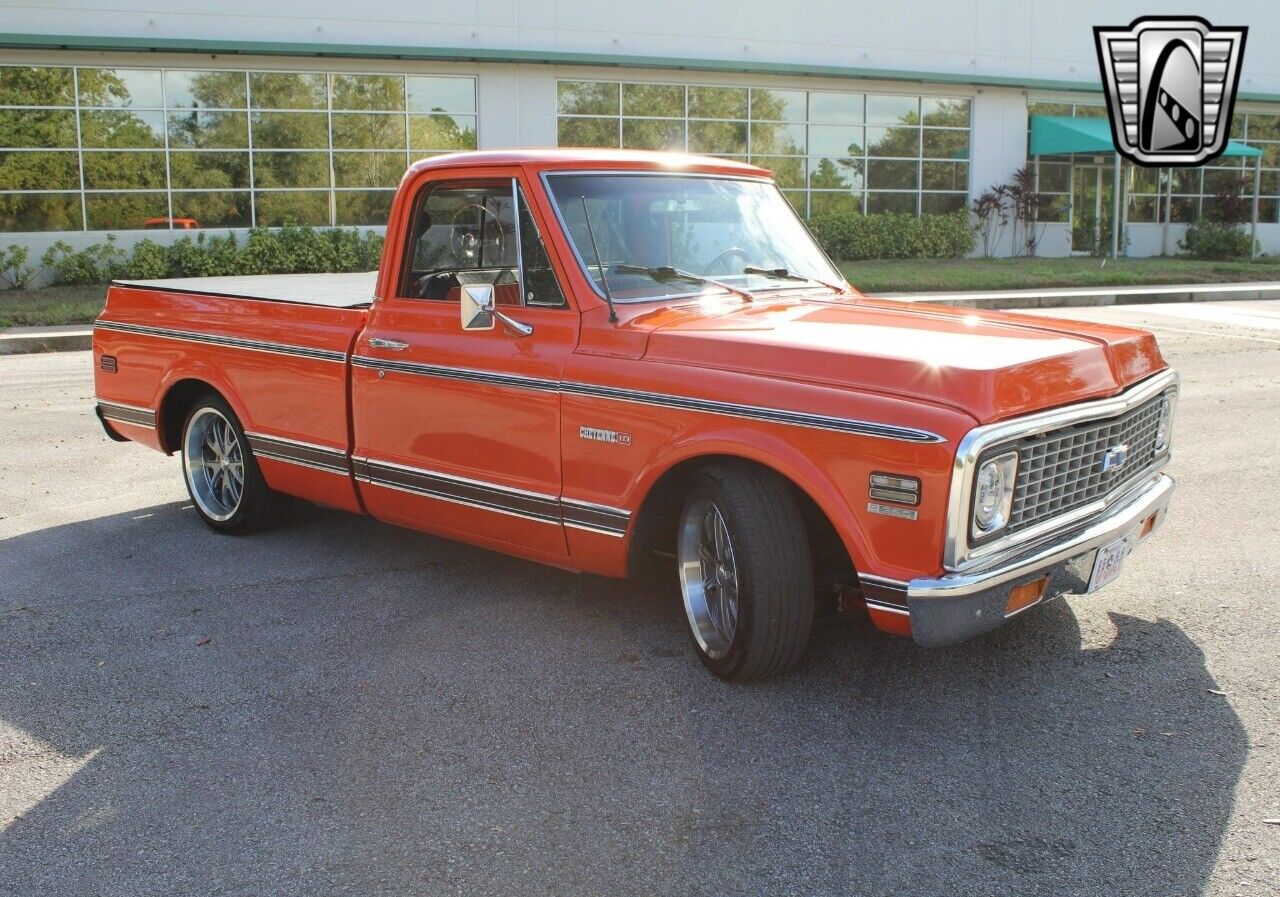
xmin=368 ymin=337 xmax=409 ymax=351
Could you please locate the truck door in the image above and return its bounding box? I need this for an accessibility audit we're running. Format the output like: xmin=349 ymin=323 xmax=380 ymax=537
xmin=352 ymin=170 xmax=577 ymax=560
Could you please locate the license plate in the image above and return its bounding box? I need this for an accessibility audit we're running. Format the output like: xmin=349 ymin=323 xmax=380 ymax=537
xmin=1087 ymin=536 xmax=1132 ymax=593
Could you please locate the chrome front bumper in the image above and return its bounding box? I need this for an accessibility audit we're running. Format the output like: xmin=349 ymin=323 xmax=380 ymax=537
xmin=904 ymin=473 xmax=1175 ymax=647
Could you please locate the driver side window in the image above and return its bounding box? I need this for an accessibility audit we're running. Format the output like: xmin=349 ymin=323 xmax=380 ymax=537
xmin=399 ymin=178 xmax=567 ymax=308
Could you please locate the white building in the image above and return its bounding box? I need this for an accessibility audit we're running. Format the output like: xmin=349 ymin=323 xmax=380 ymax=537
xmin=1 ymin=1 xmax=1277 ymax=257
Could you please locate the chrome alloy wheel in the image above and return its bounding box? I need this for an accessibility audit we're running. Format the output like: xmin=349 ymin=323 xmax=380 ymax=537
xmin=183 ymin=407 xmax=245 ymax=522
xmin=678 ymin=497 xmax=740 ymax=659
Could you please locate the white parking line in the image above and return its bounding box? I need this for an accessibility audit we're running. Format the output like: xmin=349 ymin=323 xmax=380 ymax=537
xmin=1138 ymin=304 xmax=1280 ymax=332
xmin=1127 ymin=322 xmax=1280 ymax=345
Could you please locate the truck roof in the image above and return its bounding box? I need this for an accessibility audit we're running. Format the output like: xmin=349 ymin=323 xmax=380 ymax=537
xmin=407 ymin=148 xmax=771 ymax=179
xmin=114 ymin=271 xmax=377 ymax=308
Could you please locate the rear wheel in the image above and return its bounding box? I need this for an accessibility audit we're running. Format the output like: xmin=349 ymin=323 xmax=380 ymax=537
xmin=181 ymin=395 xmax=281 ymax=534
xmin=676 ymin=463 xmax=814 ymax=681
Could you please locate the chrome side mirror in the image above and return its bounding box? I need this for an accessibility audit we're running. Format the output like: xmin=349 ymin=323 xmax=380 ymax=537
xmin=460 ymin=284 xmax=495 ymax=331
xmin=459 ymin=282 xmax=534 ymax=338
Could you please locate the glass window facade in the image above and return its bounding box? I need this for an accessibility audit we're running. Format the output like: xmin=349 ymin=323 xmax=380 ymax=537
xmin=557 ymin=79 xmax=971 ymax=216
xmin=1027 ymin=101 xmax=1280 ymax=226
xmin=0 ymin=65 xmax=477 ymax=232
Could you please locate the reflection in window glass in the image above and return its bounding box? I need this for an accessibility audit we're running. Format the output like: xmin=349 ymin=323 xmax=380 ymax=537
xmin=80 ymin=109 xmax=165 ymax=148
xmin=0 ymin=150 xmax=80 ymax=190
xmin=921 ymin=193 xmax=966 ymax=214
xmin=409 ymin=114 xmax=476 ymax=150
xmin=867 ymin=159 xmax=918 ymax=190
xmin=688 ymin=86 xmax=747 ymax=120
xmin=0 ymin=192 xmax=81 ymax=231
xmin=407 ymin=76 xmax=476 ymax=114
xmin=867 ymin=94 xmax=919 ymax=125
xmin=623 ymin=83 xmax=684 ymax=117
xmin=751 ymin=155 xmax=806 ymax=189
xmin=809 ymin=92 xmax=863 ymax=123
xmin=558 ymin=117 xmax=618 ymax=148
xmin=558 ymin=81 xmax=618 ymax=116
xmin=164 ymin=71 xmax=246 ymax=109
xmin=172 ymin=191 xmax=252 ymax=228
xmin=169 ymin=151 xmax=250 ymax=190
xmin=334 ymin=152 xmax=408 ymax=188
xmin=0 ymin=66 xmax=75 ymax=106
xmin=167 ymin=110 xmax=248 ymax=148
xmin=0 ymin=110 xmax=77 ymax=148
xmin=332 ymin=74 xmax=404 ymax=111
xmin=332 ymin=112 xmax=407 ymax=150
xmin=688 ymin=120 xmax=746 ymax=155
xmin=556 ymin=80 xmax=970 ymax=218
xmin=255 ymin=190 xmax=330 ymax=226
xmin=921 ymin=161 xmax=967 ymax=191
xmin=83 ymin=151 xmax=167 ymax=189
xmin=810 ymin=191 xmax=863 ymax=216
xmin=867 ymin=192 xmax=916 ymax=214
xmin=0 ymin=64 xmax=477 ymax=232
xmin=253 ymin=151 xmax=331 ymax=189
xmin=250 ymin=72 xmax=327 ymax=109
xmin=251 ymin=111 xmax=329 ymax=149
xmin=749 ymin=122 xmax=805 ymax=155
xmin=86 ymin=191 xmax=168 ymax=230
xmin=336 ymin=189 xmax=396 ymax=226
xmin=751 ymin=89 xmax=805 ymax=123
xmin=78 ymin=69 xmax=164 ymax=108
xmin=622 ymin=119 xmax=684 ymax=151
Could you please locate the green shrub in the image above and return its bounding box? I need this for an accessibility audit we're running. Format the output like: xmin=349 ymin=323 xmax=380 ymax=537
xmin=0 ymin=243 xmax=35 ymax=288
xmin=1179 ymin=222 xmax=1255 ymax=260
xmin=123 ymin=239 xmax=169 ymax=279
xmin=40 ymin=236 xmax=127 ymax=285
xmin=37 ymin=224 xmax=386 ymax=286
xmin=808 ymin=211 xmax=974 ymax=260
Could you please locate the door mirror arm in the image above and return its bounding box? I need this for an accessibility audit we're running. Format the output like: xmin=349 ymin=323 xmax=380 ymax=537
xmin=460 ymin=283 xmax=534 ymax=338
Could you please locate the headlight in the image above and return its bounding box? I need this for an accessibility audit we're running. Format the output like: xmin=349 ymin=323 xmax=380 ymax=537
xmin=972 ymin=451 xmax=1018 ymax=537
xmin=1154 ymin=393 xmax=1175 ymax=453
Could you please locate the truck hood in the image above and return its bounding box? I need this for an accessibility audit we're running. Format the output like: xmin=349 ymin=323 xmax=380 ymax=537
xmin=639 ymin=296 xmax=1167 ymax=423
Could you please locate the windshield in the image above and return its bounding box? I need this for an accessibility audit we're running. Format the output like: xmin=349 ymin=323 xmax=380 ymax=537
xmin=544 ymin=173 xmax=845 ymax=303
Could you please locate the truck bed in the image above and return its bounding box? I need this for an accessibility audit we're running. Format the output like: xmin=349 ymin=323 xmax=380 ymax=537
xmin=114 ymin=271 xmax=377 ymax=308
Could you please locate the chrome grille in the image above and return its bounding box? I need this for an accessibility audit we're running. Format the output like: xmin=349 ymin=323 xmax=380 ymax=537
xmin=1006 ymin=394 xmax=1166 ymax=534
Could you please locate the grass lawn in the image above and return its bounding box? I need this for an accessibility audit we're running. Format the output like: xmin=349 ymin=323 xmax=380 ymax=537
xmin=841 ymin=255 xmax=1280 ymax=294
xmin=0 ymin=284 xmax=107 ymax=328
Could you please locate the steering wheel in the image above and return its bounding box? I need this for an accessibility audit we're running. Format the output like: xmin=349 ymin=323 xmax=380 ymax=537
xmin=703 ymin=246 xmax=751 ymax=276
xmin=450 ymin=202 xmax=506 ymax=267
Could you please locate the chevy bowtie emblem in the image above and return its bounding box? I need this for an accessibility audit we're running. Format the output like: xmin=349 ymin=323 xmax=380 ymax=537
xmin=1100 ymin=444 xmax=1130 ymax=474
xmin=1094 ymin=16 xmax=1247 ymax=166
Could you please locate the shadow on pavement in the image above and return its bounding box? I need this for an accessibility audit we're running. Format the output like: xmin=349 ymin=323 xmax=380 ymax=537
xmin=0 ymin=502 xmax=1246 ymax=896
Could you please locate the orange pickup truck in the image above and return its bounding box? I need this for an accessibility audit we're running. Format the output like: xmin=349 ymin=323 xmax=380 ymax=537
xmin=94 ymin=149 xmax=1177 ymax=680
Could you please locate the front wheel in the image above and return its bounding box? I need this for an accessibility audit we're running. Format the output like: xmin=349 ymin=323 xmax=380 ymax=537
xmin=677 ymin=463 xmax=815 ymax=681
xmin=181 ymin=394 xmax=281 ymax=534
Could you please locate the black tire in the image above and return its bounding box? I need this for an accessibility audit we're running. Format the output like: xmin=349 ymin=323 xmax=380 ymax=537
xmin=179 ymin=393 xmax=282 ymax=535
xmin=676 ymin=462 xmax=814 ymax=681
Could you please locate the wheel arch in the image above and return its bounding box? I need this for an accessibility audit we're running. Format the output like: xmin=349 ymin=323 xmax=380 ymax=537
xmin=155 ymin=366 xmax=250 ymax=454
xmin=625 ymin=438 xmax=866 ymax=590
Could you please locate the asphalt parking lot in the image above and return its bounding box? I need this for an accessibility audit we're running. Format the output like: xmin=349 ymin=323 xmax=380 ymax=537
xmin=2 ymin=300 xmax=1278 ymax=896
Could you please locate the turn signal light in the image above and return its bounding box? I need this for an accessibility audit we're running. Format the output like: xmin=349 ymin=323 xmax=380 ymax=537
xmin=1005 ymin=576 xmax=1049 ymax=617
xmin=1139 ymin=513 xmax=1157 ymax=540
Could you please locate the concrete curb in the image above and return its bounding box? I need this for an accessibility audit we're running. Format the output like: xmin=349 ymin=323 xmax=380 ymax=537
xmin=2 ymin=280 xmax=1279 ymax=355
xmin=0 ymin=327 xmax=92 ymax=355
xmin=869 ymin=280 xmax=1280 ymax=310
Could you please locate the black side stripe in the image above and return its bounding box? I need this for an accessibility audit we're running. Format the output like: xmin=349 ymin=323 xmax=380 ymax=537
xmin=96 ymin=320 xmax=346 ymax=363
xmin=353 ymin=458 xmax=565 ymax=526
xmin=97 ymin=401 xmax=156 ymax=428
xmin=350 ymin=355 xmax=944 ymax=444
xmin=351 ymin=355 xmax=558 ymax=393
xmin=245 ymin=433 xmax=349 ymax=474
xmin=560 ymin=498 xmax=631 ymax=536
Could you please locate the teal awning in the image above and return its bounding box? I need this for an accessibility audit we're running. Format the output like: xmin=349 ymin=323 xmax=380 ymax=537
xmin=1028 ymin=114 xmax=1262 ymax=158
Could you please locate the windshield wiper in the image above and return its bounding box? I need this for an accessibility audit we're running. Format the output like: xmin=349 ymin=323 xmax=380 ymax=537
xmin=616 ymin=264 xmax=754 ymax=303
xmin=742 ymin=266 xmax=849 ymax=294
